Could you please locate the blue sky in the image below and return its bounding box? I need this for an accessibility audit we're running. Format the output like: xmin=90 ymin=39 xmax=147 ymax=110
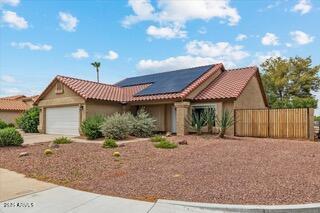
xmin=0 ymin=0 xmax=319 ymax=114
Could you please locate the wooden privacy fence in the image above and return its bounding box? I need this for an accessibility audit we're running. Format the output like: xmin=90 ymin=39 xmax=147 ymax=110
xmin=235 ymin=108 xmax=314 ymax=140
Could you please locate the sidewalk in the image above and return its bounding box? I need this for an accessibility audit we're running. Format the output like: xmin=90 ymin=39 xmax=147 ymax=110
xmin=0 ymin=169 xmax=153 ymax=213
xmin=1 ymin=169 xmax=320 ymax=213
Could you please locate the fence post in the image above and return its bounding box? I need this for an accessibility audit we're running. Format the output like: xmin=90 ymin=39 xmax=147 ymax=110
xmin=308 ymin=108 xmax=314 ymax=141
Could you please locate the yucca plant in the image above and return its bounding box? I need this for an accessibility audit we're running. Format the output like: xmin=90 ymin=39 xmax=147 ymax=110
xmin=216 ymin=110 xmax=235 ymax=138
xmin=204 ymin=107 xmax=215 ymax=134
xmin=186 ymin=110 xmax=207 ymax=135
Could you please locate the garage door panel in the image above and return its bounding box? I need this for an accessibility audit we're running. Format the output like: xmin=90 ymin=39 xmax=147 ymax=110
xmin=46 ymin=106 xmax=80 ymax=136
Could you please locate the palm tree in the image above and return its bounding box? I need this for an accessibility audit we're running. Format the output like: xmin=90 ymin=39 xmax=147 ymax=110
xmin=91 ymin=61 xmax=101 ymax=83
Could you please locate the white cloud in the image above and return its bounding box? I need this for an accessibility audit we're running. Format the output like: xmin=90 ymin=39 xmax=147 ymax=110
xmin=252 ymin=50 xmax=282 ymax=65
xmin=235 ymin=33 xmax=247 ymax=41
xmin=137 ymin=56 xmax=221 ymax=73
xmin=290 ymin=30 xmax=314 ymax=45
xmin=0 ymin=87 xmax=22 ymax=96
xmin=71 ymin=49 xmax=89 ymax=59
xmin=0 ymin=0 xmax=20 ymax=6
xmin=59 ymin=12 xmax=78 ymax=32
xmin=156 ymin=0 xmax=240 ymax=26
xmin=261 ymin=33 xmax=279 ymax=46
xmin=122 ymin=0 xmax=241 ymax=26
xmin=285 ymin=43 xmax=292 ymax=47
xmin=1 ymin=10 xmax=28 ymax=29
xmin=146 ymin=25 xmax=187 ymax=39
xmin=122 ymin=0 xmax=155 ymax=27
xmin=198 ymin=27 xmax=207 ymax=34
xmin=104 ymin=50 xmax=119 ymax=60
xmin=137 ymin=40 xmax=249 ymax=72
xmin=0 ymin=75 xmax=16 ymax=83
xmin=292 ymin=0 xmax=312 ymax=15
xmin=11 ymin=42 xmax=52 ymax=51
xmin=266 ymin=1 xmax=281 ymax=9
xmin=123 ymin=0 xmax=240 ymax=39
xmin=186 ymin=40 xmax=249 ymax=61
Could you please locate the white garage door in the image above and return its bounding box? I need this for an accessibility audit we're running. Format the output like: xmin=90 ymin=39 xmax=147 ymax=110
xmin=46 ymin=106 xmax=80 ymax=136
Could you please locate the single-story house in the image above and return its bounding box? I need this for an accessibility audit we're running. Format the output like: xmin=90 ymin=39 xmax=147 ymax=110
xmin=0 ymin=95 xmax=37 ymax=124
xmin=34 ymin=63 xmax=268 ymax=136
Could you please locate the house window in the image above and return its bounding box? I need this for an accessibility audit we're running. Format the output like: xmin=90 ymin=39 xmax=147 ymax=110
xmin=191 ymin=103 xmax=216 ymax=126
xmin=56 ymin=82 xmax=64 ymax=94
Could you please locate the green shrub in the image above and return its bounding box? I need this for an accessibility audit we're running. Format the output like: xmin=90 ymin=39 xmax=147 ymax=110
xmin=0 ymin=127 xmax=23 ymax=146
xmin=0 ymin=119 xmax=8 ymax=129
xmin=131 ymin=108 xmax=156 ymax=137
xmin=154 ymin=139 xmax=177 ymax=149
xmin=16 ymin=107 xmax=40 ymax=133
xmin=81 ymin=115 xmax=105 ymax=140
xmin=7 ymin=123 xmax=15 ymax=128
xmin=53 ymin=136 xmax=72 ymax=144
xmin=103 ymin=138 xmax=118 ymax=148
xmin=151 ymin=135 xmax=164 ymax=142
xmin=101 ymin=113 xmax=134 ymax=140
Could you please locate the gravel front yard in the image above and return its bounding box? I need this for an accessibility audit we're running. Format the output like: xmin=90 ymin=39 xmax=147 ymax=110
xmin=1 ymin=136 xmax=320 ymax=205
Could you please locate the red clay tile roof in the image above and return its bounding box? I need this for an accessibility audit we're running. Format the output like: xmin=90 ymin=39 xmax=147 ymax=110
xmin=57 ymin=76 xmax=124 ymax=102
xmin=194 ymin=66 xmax=259 ymax=100
xmin=0 ymin=95 xmax=26 ymax=100
xmin=35 ymin=64 xmax=267 ymax=105
xmin=0 ymin=99 xmax=28 ymax=111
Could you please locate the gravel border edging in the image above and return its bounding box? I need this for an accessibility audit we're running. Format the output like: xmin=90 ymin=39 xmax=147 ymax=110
xmin=157 ymin=199 xmax=320 ymax=213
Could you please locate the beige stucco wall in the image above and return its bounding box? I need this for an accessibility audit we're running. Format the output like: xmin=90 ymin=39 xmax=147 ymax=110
xmin=234 ymin=75 xmax=267 ymax=109
xmin=85 ymin=100 xmax=123 ymax=118
xmin=144 ymin=104 xmax=166 ymax=131
xmin=222 ymin=101 xmax=235 ymax=135
xmin=37 ymin=82 xmax=85 ymax=108
xmin=37 ymin=81 xmax=86 ymax=133
xmin=0 ymin=111 xmax=22 ymax=124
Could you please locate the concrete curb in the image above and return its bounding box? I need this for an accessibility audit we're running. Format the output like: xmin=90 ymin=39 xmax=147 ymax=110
xmin=157 ymin=199 xmax=320 ymax=213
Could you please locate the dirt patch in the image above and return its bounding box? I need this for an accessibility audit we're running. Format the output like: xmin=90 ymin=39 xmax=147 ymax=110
xmin=1 ymin=136 xmax=320 ymax=205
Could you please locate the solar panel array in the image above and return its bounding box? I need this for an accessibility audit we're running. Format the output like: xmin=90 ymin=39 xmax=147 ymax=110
xmin=116 ymin=64 xmax=214 ymax=96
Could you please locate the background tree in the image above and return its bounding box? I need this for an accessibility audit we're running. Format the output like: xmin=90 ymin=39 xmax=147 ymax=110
xmin=261 ymin=56 xmax=320 ymax=108
xmin=91 ymin=61 xmax=101 ymax=83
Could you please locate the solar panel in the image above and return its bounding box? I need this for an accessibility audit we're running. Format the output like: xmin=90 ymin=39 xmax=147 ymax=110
xmin=116 ymin=64 xmax=214 ymax=96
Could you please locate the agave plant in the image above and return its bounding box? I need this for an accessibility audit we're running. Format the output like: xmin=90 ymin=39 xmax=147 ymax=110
xmin=216 ymin=110 xmax=235 ymax=138
xmin=186 ymin=110 xmax=207 ymax=135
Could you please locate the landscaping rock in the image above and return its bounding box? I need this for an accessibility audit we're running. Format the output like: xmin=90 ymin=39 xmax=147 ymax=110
xmin=19 ymin=152 xmax=29 ymax=157
xmin=48 ymin=142 xmax=59 ymax=149
xmin=118 ymin=143 xmax=125 ymax=147
xmin=113 ymin=151 xmax=120 ymax=157
xmin=178 ymin=140 xmax=188 ymax=145
xmin=165 ymin=132 xmax=172 ymax=137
